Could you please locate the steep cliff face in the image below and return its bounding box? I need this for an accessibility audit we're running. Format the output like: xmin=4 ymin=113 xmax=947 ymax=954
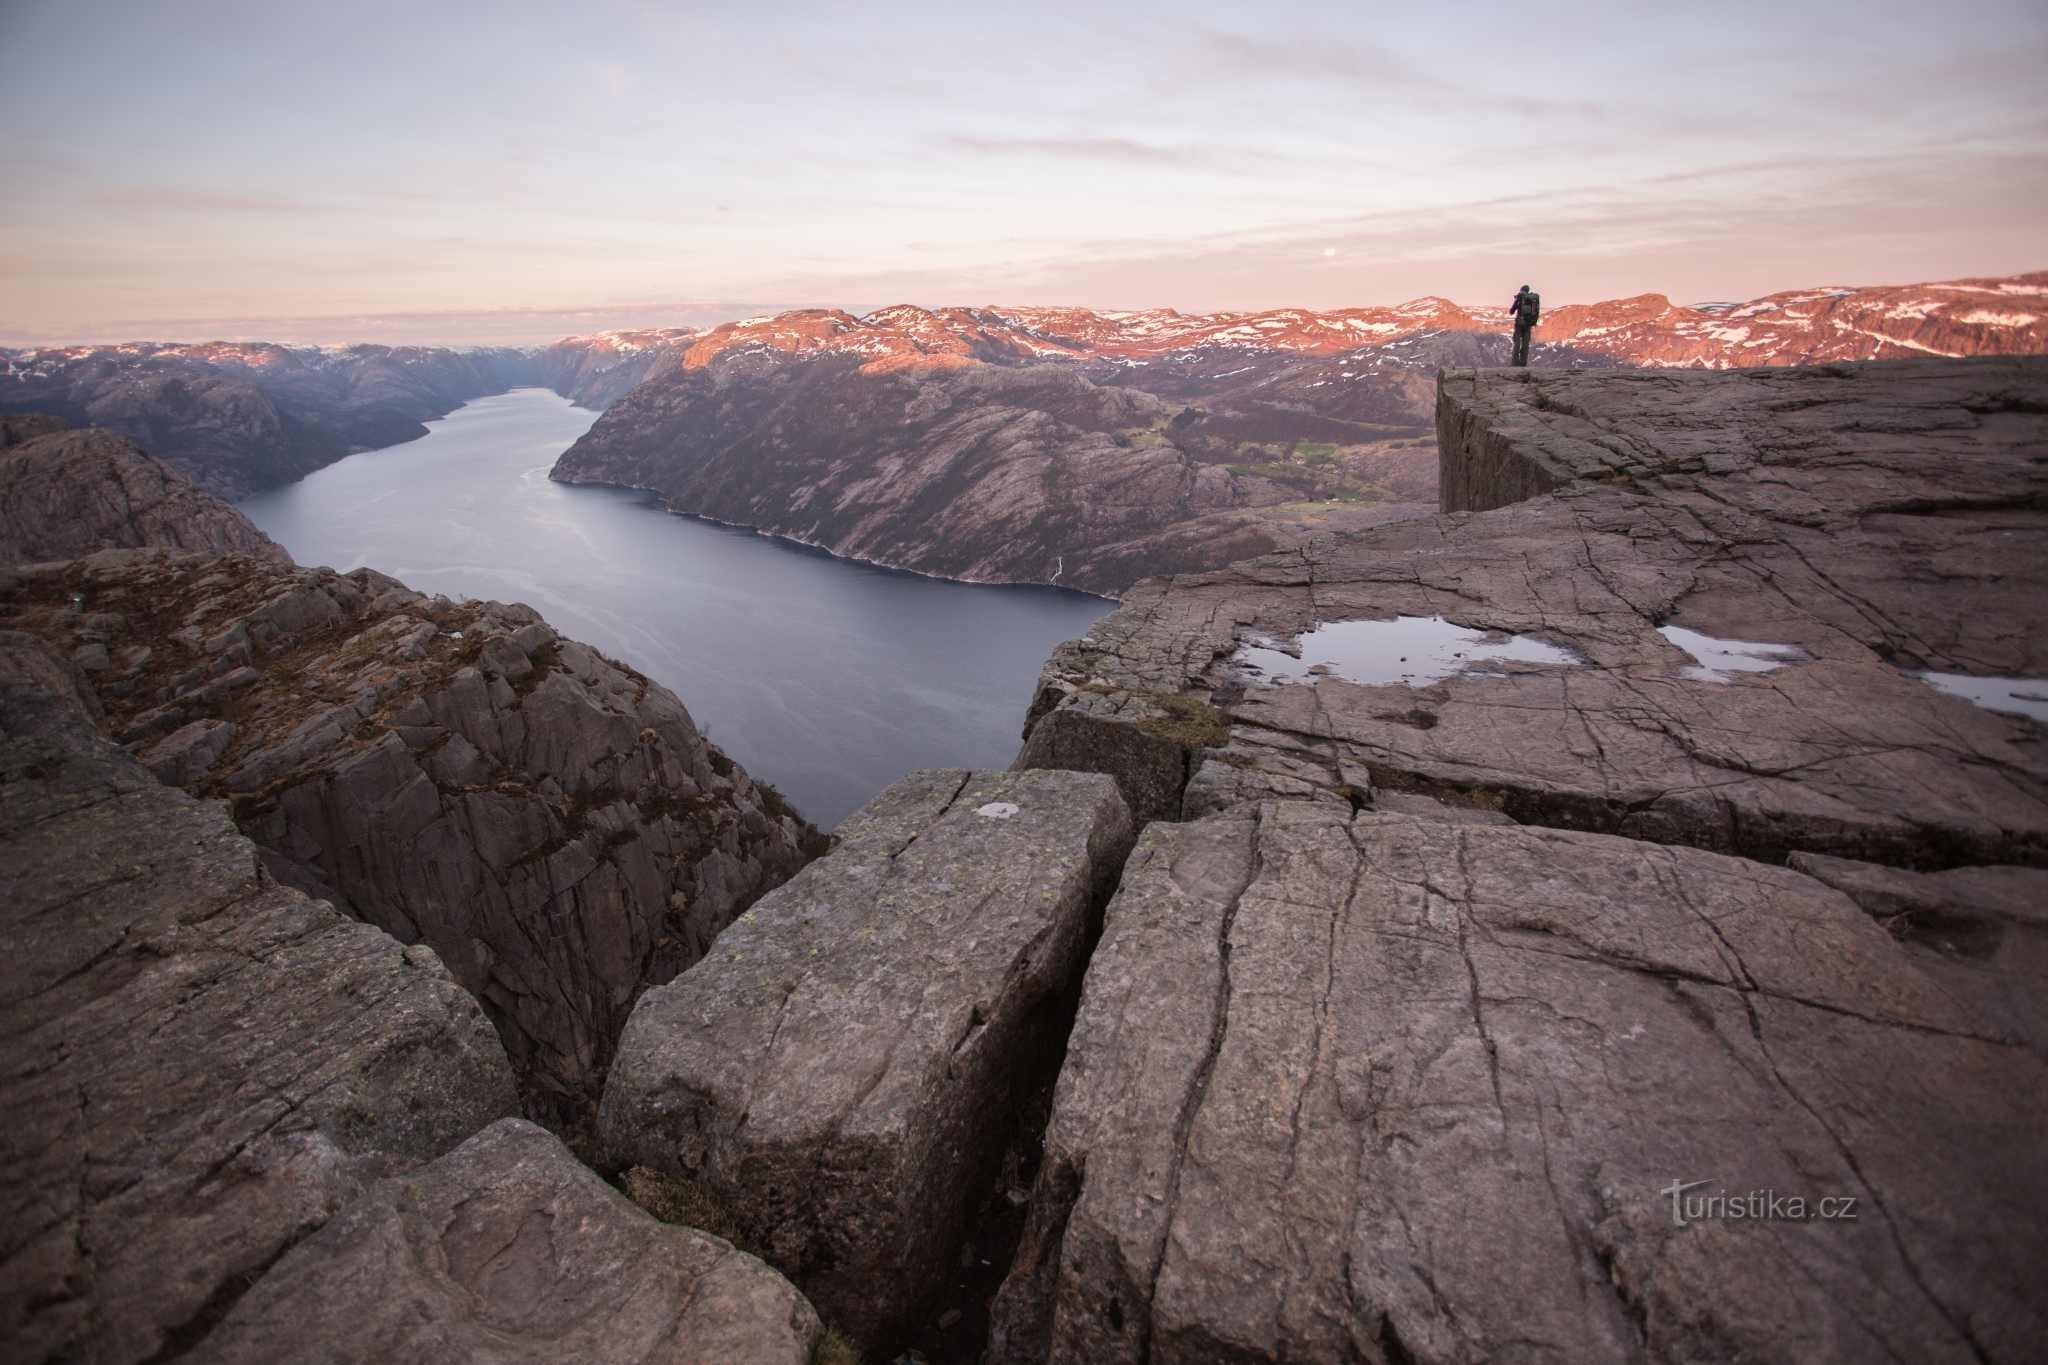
xmin=986 ymin=356 xmax=2048 ymax=1363
xmin=0 ymin=419 xmax=288 ymax=564
xmin=0 ymin=542 xmax=822 ymax=1122
xmin=0 ymin=343 xmax=541 ymax=497
xmin=552 ymin=348 xmax=1447 ymax=595
xmin=0 ymin=634 xmax=520 ymax=1361
xmin=537 ymin=328 xmax=698 ymax=409
xmin=550 ymin=274 xmax=2044 ymax=596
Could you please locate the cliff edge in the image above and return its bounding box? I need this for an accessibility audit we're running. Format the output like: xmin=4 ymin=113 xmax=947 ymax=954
xmin=992 ymin=357 xmax=2048 ymax=1363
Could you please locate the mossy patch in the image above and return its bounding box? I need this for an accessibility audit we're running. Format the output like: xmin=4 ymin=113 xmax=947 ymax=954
xmin=621 ymin=1166 xmax=733 ymax=1240
xmin=1078 ymin=683 xmax=1231 ymax=747
xmin=812 ymin=1328 xmax=861 ymax=1365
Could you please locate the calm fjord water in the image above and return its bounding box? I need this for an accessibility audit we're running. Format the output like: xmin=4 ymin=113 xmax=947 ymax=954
xmin=240 ymin=388 xmax=1112 ymax=829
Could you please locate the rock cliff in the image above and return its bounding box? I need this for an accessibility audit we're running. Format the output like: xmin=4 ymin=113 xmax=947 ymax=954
xmin=548 ymin=274 xmax=2044 ymax=595
xmin=0 ymin=545 xmax=822 ymax=1123
xmin=538 ymin=328 xmax=700 ymax=408
xmin=988 ymin=356 xmax=2048 ymax=1362
xmin=0 ymin=418 xmax=287 ymax=564
xmin=0 ymin=635 xmax=520 ymax=1361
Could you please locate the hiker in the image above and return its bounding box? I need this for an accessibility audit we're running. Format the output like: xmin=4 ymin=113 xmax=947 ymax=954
xmin=1509 ymin=284 xmax=1540 ymax=367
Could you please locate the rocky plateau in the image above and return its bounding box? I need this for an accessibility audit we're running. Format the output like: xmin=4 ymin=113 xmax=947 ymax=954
xmin=1 ymin=342 xmax=2045 ymax=1363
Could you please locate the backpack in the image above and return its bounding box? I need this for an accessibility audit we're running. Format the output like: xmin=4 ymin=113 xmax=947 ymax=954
xmin=1518 ymin=291 xmax=1541 ymax=327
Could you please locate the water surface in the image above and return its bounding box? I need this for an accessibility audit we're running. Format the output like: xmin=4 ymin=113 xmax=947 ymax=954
xmin=241 ymin=388 xmax=1112 ymax=828
xmin=1235 ymin=615 xmax=1582 ymax=685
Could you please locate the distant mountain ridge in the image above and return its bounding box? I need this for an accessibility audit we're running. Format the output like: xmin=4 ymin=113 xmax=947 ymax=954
xmin=4 ymin=271 xmax=2038 ymax=519
xmin=547 ymin=271 xmax=2046 ymax=595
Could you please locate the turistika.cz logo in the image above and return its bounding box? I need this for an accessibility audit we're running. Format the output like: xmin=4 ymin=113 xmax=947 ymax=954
xmin=1661 ymin=1179 xmax=1860 ymax=1228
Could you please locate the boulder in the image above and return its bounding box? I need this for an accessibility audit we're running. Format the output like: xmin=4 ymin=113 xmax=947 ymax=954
xmin=0 ymin=548 xmax=822 ymax=1120
xmin=201 ymin=1118 xmax=822 ymax=1365
xmin=0 ymin=425 xmax=288 ymax=564
xmin=991 ymin=805 xmax=2048 ymax=1364
xmin=0 ymin=639 xmax=517 ymax=1364
xmin=601 ymin=768 xmax=1135 ymax=1344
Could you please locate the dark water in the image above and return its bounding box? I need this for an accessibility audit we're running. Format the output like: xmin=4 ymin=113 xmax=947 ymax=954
xmin=240 ymin=388 xmax=1111 ymax=829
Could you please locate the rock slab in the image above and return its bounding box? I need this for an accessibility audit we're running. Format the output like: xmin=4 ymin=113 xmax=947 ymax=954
xmin=601 ymin=768 xmax=1134 ymax=1344
xmin=0 ymin=547 xmax=820 ymax=1118
xmin=991 ymin=805 xmax=2048 ymax=1364
xmin=0 ymin=637 xmax=518 ymax=1364
xmin=1020 ymin=358 xmax=2048 ymax=868
xmin=201 ymin=1118 xmax=822 ymax=1365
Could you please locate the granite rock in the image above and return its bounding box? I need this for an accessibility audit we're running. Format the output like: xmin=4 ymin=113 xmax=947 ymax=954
xmin=0 ymin=638 xmax=517 ymax=1364
xmin=991 ymin=806 xmax=2048 ymax=1364
xmin=0 ymin=548 xmax=821 ymax=1120
xmin=0 ymin=425 xmax=287 ymax=565
xmin=600 ymin=768 xmax=1134 ymax=1344
xmin=202 ymin=1118 xmax=822 ymax=1365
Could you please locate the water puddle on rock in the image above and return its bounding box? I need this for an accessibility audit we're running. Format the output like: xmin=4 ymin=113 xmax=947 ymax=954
xmin=1912 ymin=672 xmax=2048 ymax=723
xmin=1235 ymin=615 xmax=1582 ymax=686
xmin=1658 ymin=625 xmax=1809 ymax=682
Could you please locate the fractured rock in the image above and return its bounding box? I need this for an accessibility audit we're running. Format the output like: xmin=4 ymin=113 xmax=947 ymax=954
xmin=0 ymin=424 xmax=288 ymax=565
xmin=990 ymin=805 xmax=2048 ymax=1364
xmin=1018 ymin=358 xmax=2048 ymax=868
xmin=600 ymin=768 xmax=1135 ymax=1344
xmin=202 ymin=1118 xmax=822 ymax=1365
xmin=0 ymin=547 xmax=821 ymax=1119
xmin=0 ymin=639 xmax=517 ymax=1364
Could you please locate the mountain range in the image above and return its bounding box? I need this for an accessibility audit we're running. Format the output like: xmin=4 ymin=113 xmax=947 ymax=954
xmin=5 ymin=272 xmax=2041 ymax=589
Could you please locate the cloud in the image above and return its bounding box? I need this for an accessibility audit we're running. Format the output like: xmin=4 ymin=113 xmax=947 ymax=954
xmin=87 ymin=186 xmax=325 ymax=216
xmin=941 ymin=135 xmax=1200 ymax=165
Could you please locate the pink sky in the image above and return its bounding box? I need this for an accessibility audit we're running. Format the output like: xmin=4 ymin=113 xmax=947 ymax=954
xmin=3 ymin=1 xmax=2043 ymax=346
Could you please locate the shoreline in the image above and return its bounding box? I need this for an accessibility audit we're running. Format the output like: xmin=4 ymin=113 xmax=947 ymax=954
xmin=549 ymin=470 xmax=1123 ymax=604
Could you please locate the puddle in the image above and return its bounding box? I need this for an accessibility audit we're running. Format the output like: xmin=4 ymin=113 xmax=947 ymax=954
xmin=1659 ymin=625 xmax=1808 ymax=682
xmin=1913 ymin=672 xmax=2048 ymax=723
xmin=1234 ymin=615 xmax=1582 ymax=686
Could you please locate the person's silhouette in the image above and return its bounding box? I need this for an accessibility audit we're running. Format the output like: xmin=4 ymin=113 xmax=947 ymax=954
xmin=1509 ymin=284 xmax=1540 ymax=367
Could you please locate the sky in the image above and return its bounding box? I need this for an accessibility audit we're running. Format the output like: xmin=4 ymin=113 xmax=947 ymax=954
xmin=1 ymin=0 xmax=2043 ymax=345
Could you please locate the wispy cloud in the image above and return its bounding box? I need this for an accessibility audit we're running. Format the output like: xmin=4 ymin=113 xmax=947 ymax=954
xmin=87 ymin=186 xmax=326 ymax=216
xmin=942 ymin=135 xmax=1197 ymax=165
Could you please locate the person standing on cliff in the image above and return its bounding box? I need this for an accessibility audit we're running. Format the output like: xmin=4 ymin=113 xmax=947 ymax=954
xmin=1509 ymin=284 xmax=1540 ymax=367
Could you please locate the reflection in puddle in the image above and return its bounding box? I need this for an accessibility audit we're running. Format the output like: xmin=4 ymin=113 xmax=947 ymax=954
xmin=1913 ymin=672 xmax=2048 ymax=723
xmin=1659 ymin=625 xmax=1808 ymax=682
xmin=1235 ymin=615 xmax=1582 ymax=686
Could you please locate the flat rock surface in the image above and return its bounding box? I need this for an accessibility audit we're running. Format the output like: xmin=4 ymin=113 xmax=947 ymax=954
xmin=1020 ymin=358 xmax=2048 ymax=869
xmin=0 ymin=638 xmax=517 ymax=1364
xmin=991 ymin=805 xmax=2048 ymax=1364
xmin=601 ymin=767 xmax=1134 ymax=1344
xmin=0 ymin=425 xmax=288 ymax=565
xmin=0 ymin=548 xmax=820 ymax=1118
xmin=202 ymin=1118 xmax=821 ymax=1365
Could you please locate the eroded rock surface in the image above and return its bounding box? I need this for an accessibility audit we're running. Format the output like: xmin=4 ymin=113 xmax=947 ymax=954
xmin=1019 ymin=358 xmax=2048 ymax=869
xmin=202 ymin=1118 xmax=822 ymax=1365
xmin=992 ymin=806 xmax=2048 ymax=1364
xmin=997 ymin=358 xmax=2048 ymax=1363
xmin=0 ymin=638 xmax=517 ymax=1364
xmin=0 ymin=423 xmax=288 ymax=565
xmin=0 ymin=548 xmax=821 ymax=1119
xmin=601 ymin=768 xmax=1134 ymax=1345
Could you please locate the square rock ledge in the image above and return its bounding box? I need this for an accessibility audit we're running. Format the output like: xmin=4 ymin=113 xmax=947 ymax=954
xmin=990 ymin=803 xmax=2048 ymax=1365
xmin=201 ymin=1119 xmax=821 ymax=1365
xmin=599 ymin=768 xmax=1135 ymax=1345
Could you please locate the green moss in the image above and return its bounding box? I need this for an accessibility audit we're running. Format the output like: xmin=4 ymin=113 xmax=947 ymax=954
xmin=1079 ymin=683 xmax=1231 ymax=748
xmin=621 ymin=1166 xmax=733 ymax=1240
xmin=812 ymin=1328 xmax=862 ymax=1365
